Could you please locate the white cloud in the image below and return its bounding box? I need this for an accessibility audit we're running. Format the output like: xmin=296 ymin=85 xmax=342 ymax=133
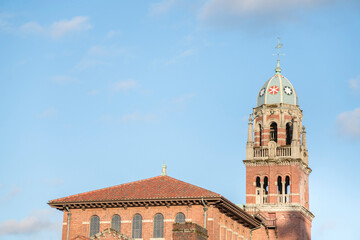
xmin=0 ymin=13 xmax=13 ymax=31
xmin=88 ymin=89 xmax=100 ymax=96
xmin=0 ymin=209 xmax=58 ymax=236
xmin=173 ymin=93 xmax=195 ymax=105
xmin=50 ymin=16 xmax=92 ymax=38
xmin=198 ymin=0 xmax=329 ymax=25
xmin=149 ymin=0 xmax=178 ymax=15
xmin=75 ymin=59 xmax=108 ymax=70
xmin=37 ymin=108 xmax=57 ymax=119
xmin=51 ymin=75 xmax=78 ymax=85
xmin=88 ymin=45 xmax=125 ymax=56
xmin=111 ymin=80 xmax=139 ymax=92
xmin=121 ymin=112 xmax=157 ymax=123
xmin=349 ymin=77 xmax=359 ymax=93
xmin=336 ymin=108 xmax=360 ymax=139
xmin=0 ymin=186 xmax=21 ymax=202
xmin=98 ymin=113 xmax=157 ymax=124
xmin=20 ymin=22 xmax=43 ymax=34
xmin=106 ymin=30 xmax=120 ymax=38
xmin=166 ymin=48 xmax=196 ymax=65
xmin=20 ymin=16 xmax=92 ymax=38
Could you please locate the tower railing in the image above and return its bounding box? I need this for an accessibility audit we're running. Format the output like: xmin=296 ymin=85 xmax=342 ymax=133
xmin=253 ymin=146 xmax=291 ymax=159
xmin=277 ymin=194 xmax=290 ymax=204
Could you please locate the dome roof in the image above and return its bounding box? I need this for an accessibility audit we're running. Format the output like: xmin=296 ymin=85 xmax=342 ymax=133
xmin=257 ymin=71 xmax=299 ymax=107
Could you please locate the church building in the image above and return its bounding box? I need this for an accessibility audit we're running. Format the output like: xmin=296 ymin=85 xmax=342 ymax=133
xmin=49 ymin=41 xmax=314 ymax=240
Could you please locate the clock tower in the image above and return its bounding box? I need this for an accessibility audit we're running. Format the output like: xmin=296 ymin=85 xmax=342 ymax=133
xmin=244 ymin=41 xmax=314 ymax=240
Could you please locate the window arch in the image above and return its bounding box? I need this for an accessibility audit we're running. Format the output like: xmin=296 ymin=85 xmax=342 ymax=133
xmin=132 ymin=214 xmax=142 ymax=238
xmin=111 ymin=214 xmax=121 ymax=232
xmin=90 ymin=215 xmax=100 ymax=237
xmin=286 ymin=122 xmax=293 ymax=145
xmin=153 ymin=213 xmax=164 ymax=238
xmin=259 ymin=124 xmax=262 ymax=146
xmin=175 ymin=212 xmax=186 ymax=223
xmin=270 ymin=122 xmax=278 ymax=142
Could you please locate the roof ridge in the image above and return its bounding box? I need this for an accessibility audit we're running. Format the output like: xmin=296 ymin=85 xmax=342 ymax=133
xmin=164 ymin=176 xmax=221 ymax=197
xmin=49 ymin=175 xmax=164 ymax=203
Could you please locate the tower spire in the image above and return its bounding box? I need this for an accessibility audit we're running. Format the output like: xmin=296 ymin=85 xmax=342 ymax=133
xmin=274 ymin=37 xmax=283 ymax=74
xmin=161 ymin=161 xmax=167 ymax=176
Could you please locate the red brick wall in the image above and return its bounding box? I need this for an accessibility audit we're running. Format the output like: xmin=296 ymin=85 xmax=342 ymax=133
xmin=245 ymin=164 xmax=309 ymax=207
xmin=251 ymin=211 xmax=311 ymax=240
xmin=61 ymin=204 xmax=251 ymax=240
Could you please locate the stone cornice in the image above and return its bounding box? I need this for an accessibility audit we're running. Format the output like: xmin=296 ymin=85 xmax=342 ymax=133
xmin=243 ymin=158 xmax=312 ymax=175
xmin=245 ymin=203 xmax=315 ymax=221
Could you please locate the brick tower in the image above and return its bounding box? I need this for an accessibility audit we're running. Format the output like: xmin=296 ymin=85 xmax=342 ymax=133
xmin=243 ymin=41 xmax=314 ymax=240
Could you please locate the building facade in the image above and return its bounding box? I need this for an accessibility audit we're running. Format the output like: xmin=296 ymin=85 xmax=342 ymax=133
xmin=49 ymin=173 xmax=260 ymax=240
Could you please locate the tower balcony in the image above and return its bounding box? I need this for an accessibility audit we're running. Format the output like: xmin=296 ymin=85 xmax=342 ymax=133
xmin=253 ymin=145 xmax=292 ymax=159
xmin=246 ymin=141 xmax=308 ymax=165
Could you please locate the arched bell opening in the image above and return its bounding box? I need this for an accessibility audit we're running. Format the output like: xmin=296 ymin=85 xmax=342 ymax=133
xmin=285 ymin=176 xmax=291 ymax=203
xmin=286 ymin=122 xmax=293 ymax=145
xmin=263 ymin=176 xmax=269 ymax=203
xmin=277 ymin=176 xmax=282 ymax=203
xmin=259 ymin=124 xmax=262 ymax=146
xmin=270 ymin=122 xmax=278 ymax=143
xmin=255 ymin=177 xmax=261 ymax=204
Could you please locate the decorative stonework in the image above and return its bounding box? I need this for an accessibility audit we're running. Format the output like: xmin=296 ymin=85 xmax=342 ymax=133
xmin=243 ymin=159 xmax=312 ymax=175
xmin=91 ymin=228 xmax=133 ymax=240
xmin=245 ymin=203 xmax=315 ymax=221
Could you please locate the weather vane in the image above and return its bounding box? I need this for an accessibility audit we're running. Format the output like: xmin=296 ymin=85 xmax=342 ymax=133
xmin=273 ymin=37 xmax=285 ymax=73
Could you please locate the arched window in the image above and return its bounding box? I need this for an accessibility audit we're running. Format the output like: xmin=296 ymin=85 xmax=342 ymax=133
xmin=285 ymin=176 xmax=291 ymax=203
xmin=111 ymin=214 xmax=121 ymax=232
xmin=286 ymin=122 xmax=293 ymax=145
xmin=175 ymin=212 xmax=185 ymax=223
xmin=132 ymin=214 xmax=142 ymax=238
xmin=153 ymin=213 xmax=164 ymax=238
xmin=259 ymin=124 xmax=262 ymax=146
xmin=263 ymin=176 xmax=269 ymax=203
xmin=256 ymin=176 xmax=261 ymax=188
xmin=277 ymin=176 xmax=283 ymax=203
xmin=270 ymin=122 xmax=278 ymax=142
xmin=90 ymin=215 xmax=100 ymax=237
xmin=256 ymin=177 xmax=261 ymax=204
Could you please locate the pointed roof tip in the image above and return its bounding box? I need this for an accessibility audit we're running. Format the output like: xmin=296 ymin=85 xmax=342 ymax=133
xmin=161 ymin=161 xmax=167 ymax=176
xmin=275 ymin=59 xmax=282 ymax=74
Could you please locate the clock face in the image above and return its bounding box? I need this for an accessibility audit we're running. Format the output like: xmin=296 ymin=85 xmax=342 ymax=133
xmin=284 ymin=86 xmax=293 ymax=95
xmin=269 ymin=85 xmax=279 ymax=95
xmin=259 ymin=88 xmax=266 ymax=97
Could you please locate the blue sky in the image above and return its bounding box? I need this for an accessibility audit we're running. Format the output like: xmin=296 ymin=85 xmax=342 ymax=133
xmin=0 ymin=0 xmax=359 ymax=239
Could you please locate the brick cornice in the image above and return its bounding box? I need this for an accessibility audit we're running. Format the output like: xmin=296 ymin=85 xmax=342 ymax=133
xmin=48 ymin=196 xmax=261 ymax=229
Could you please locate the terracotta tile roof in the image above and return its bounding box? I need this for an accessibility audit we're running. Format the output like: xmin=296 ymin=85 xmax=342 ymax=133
xmin=49 ymin=175 xmax=221 ymax=203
